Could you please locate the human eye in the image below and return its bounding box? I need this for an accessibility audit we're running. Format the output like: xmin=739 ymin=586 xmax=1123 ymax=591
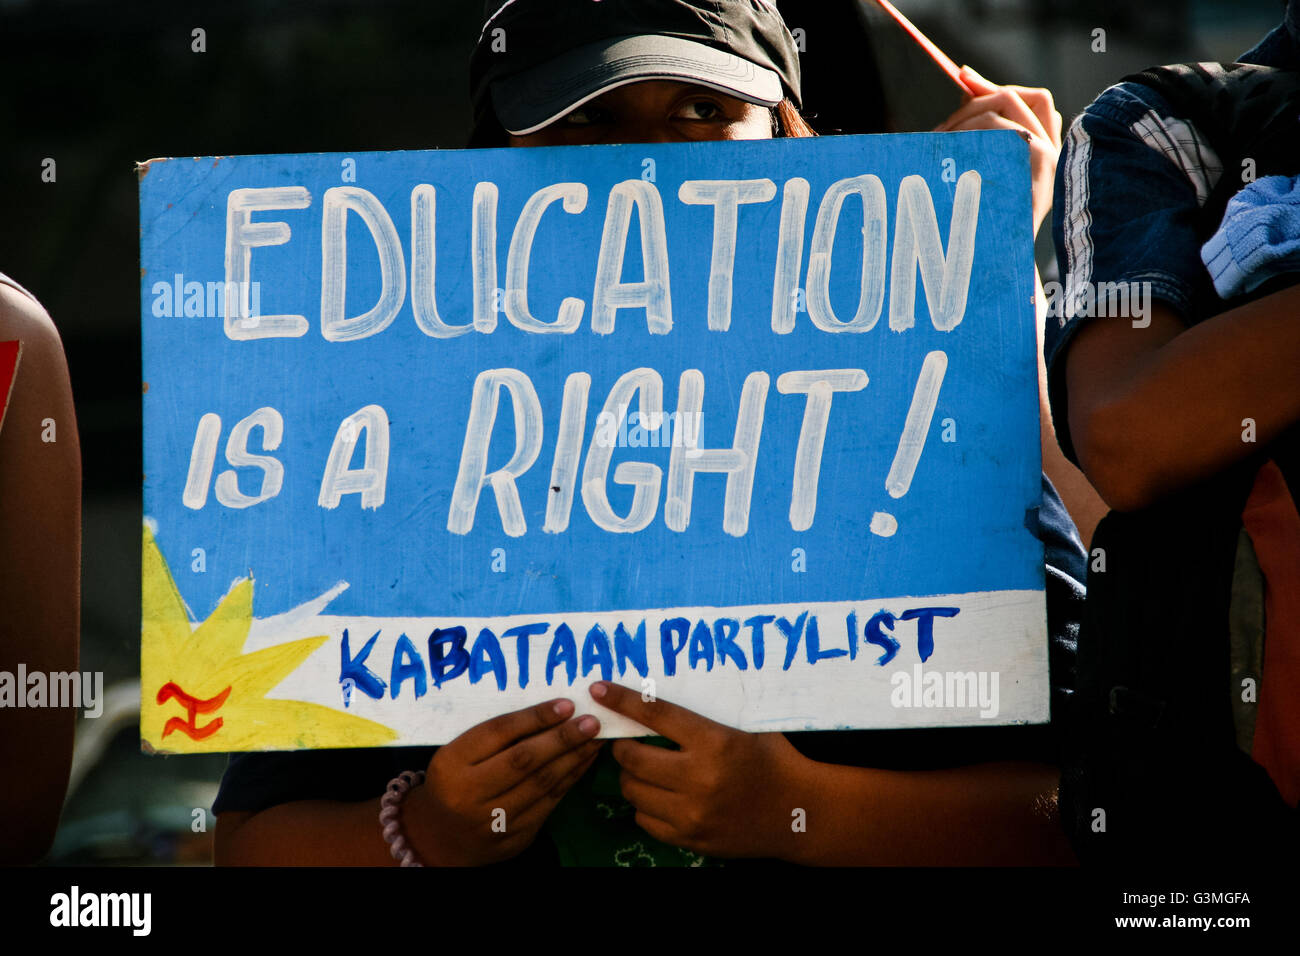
xmin=673 ymin=98 xmax=724 ymax=121
xmin=561 ymin=104 xmax=612 ymax=126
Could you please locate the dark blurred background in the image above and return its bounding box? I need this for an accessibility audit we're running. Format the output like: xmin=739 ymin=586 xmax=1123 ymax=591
xmin=0 ymin=0 xmax=1287 ymax=864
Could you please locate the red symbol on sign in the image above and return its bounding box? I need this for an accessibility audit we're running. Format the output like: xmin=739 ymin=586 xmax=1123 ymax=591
xmin=157 ymin=682 xmax=231 ymax=740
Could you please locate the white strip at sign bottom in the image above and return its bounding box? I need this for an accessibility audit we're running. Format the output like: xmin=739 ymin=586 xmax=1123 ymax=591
xmin=253 ymin=589 xmax=1050 ymax=746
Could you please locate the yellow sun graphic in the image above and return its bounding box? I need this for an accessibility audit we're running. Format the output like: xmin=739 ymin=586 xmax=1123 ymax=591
xmin=140 ymin=524 xmax=398 ymax=754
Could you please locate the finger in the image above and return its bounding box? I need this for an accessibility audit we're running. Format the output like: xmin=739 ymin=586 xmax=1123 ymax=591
xmin=1005 ymin=87 xmax=1060 ymax=146
xmin=504 ymin=740 xmax=605 ymax=824
xmin=589 ymin=680 xmax=717 ymax=744
xmin=548 ymin=738 xmax=605 ymax=799
xmin=610 ymin=737 xmax=682 ymax=789
xmin=633 ymin=809 xmax=687 ymax=849
xmin=478 ymin=713 xmax=601 ymax=798
xmin=947 ymin=111 xmax=1036 ymax=144
xmin=940 ymin=91 xmax=1048 ymax=141
xmin=452 ymin=698 xmax=575 ymax=765
xmin=936 ymin=89 xmax=1048 ymax=142
xmin=977 ymin=83 xmax=1060 ymax=148
xmin=618 ymin=767 xmax=684 ymax=823
xmin=957 ymin=65 xmax=1055 ymax=129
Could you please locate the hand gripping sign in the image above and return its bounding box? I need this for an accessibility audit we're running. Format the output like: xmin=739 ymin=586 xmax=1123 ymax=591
xmin=138 ymin=133 xmax=1045 ymax=752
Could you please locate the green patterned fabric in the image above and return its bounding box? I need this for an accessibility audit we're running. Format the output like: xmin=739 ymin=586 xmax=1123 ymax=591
xmin=543 ymin=740 xmax=722 ymax=867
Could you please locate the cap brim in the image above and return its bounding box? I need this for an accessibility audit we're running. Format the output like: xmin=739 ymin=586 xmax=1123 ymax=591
xmin=491 ymin=34 xmax=784 ymax=136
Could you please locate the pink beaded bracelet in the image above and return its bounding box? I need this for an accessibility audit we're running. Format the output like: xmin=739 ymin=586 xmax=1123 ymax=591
xmin=379 ymin=770 xmax=426 ymax=867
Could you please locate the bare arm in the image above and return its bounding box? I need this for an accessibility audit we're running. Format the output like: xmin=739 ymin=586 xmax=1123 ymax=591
xmin=215 ymin=699 xmax=604 ymax=866
xmin=595 ymin=682 xmax=1074 ymax=866
xmin=0 ymin=284 xmax=81 ymax=864
xmin=216 ymin=785 xmax=454 ymax=867
xmin=1066 ymin=287 xmax=1300 ymax=512
xmin=783 ymin=758 xmax=1075 ymax=866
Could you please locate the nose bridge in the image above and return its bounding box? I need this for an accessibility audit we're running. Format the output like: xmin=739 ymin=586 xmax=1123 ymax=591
xmin=614 ymin=100 xmax=682 ymax=144
xmin=616 ymin=118 xmax=679 ymax=144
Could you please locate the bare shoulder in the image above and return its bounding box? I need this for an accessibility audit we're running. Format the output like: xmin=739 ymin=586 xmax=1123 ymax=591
xmin=0 ymin=280 xmax=64 ymax=355
xmin=0 ymin=272 xmax=79 ymax=534
xmin=0 ymin=280 xmax=76 ymax=431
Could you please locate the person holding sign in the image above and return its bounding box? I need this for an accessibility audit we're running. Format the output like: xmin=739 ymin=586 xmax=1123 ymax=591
xmin=214 ymin=0 xmax=1088 ymax=866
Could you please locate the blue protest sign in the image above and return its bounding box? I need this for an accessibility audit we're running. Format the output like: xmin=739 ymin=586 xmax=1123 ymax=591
xmin=138 ymin=132 xmax=1044 ymax=752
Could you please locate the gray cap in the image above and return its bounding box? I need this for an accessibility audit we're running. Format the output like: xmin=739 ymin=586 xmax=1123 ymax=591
xmin=471 ymin=0 xmax=802 ymax=136
xmin=493 ymin=33 xmax=784 ymax=135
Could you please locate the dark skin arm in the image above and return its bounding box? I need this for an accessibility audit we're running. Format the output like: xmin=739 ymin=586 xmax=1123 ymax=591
xmin=594 ymin=682 xmax=1075 ymax=866
xmin=217 ymin=800 xmax=404 ymax=867
xmin=1066 ymin=288 xmax=1300 ymax=512
xmin=784 ymin=760 xmax=1073 ymax=866
xmin=216 ymin=698 xmax=603 ymax=866
xmin=0 ymin=285 xmax=80 ymax=864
